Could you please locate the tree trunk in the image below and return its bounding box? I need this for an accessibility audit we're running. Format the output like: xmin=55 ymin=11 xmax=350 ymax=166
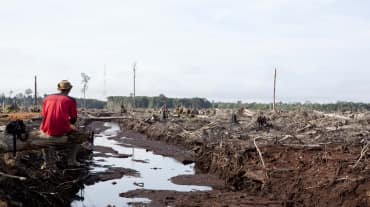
xmin=0 ymin=130 xmax=90 ymax=154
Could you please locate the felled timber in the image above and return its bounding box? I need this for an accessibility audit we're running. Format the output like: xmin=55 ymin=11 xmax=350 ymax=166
xmin=84 ymin=116 xmax=130 ymax=122
xmin=0 ymin=130 xmax=91 ymax=154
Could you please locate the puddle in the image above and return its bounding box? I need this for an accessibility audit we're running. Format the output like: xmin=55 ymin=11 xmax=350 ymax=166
xmin=72 ymin=122 xmax=211 ymax=207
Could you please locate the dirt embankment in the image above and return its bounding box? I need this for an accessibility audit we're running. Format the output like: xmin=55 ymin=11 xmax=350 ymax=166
xmin=119 ymin=110 xmax=370 ymax=207
xmin=0 ymin=149 xmax=90 ymax=207
xmin=0 ymin=114 xmax=92 ymax=207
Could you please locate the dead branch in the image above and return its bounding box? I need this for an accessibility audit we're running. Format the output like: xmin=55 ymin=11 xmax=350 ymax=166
xmin=84 ymin=115 xmax=130 ymax=122
xmin=296 ymin=124 xmax=313 ymax=133
xmin=280 ymin=144 xmax=323 ymax=150
xmin=0 ymin=171 xmax=27 ymax=181
xmin=351 ymin=141 xmax=370 ymax=168
xmin=278 ymin=135 xmax=304 ymax=144
xmin=253 ymin=137 xmax=266 ymax=169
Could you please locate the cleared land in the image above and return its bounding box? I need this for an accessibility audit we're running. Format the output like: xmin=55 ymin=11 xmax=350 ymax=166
xmin=0 ymin=109 xmax=370 ymax=206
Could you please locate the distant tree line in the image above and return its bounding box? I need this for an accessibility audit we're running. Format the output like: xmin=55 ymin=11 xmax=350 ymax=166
xmin=108 ymin=95 xmax=370 ymax=112
xmin=0 ymin=92 xmax=106 ymax=110
xmin=74 ymin=98 xmax=106 ymax=109
xmin=0 ymin=91 xmax=39 ymax=110
xmin=107 ymin=94 xmax=212 ymax=110
xmin=214 ymin=101 xmax=370 ymax=112
xmin=2 ymin=91 xmax=369 ymax=112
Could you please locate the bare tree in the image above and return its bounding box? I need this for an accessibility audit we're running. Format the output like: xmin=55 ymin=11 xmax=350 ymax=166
xmin=24 ymin=88 xmax=33 ymax=108
xmin=81 ymin=72 xmax=91 ymax=109
xmin=132 ymin=62 xmax=137 ymax=108
xmin=25 ymin=88 xmax=32 ymax=97
xmin=272 ymin=68 xmax=277 ymax=112
xmin=16 ymin=93 xmax=23 ymax=107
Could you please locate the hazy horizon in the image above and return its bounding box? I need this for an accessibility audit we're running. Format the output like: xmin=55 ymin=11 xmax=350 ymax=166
xmin=1 ymin=1 xmax=370 ymax=103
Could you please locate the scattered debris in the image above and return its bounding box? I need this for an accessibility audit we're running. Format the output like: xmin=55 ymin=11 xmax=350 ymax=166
xmin=133 ymin=182 xmax=144 ymax=187
xmin=119 ymin=109 xmax=370 ymax=206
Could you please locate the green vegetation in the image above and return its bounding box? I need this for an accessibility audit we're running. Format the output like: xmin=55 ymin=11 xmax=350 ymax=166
xmin=75 ymin=98 xmax=105 ymax=109
xmin=107 ymin=95 xmax=212 ymax=109
xmin=108 ymin=95 xmax=370 ymax=112
xmin=214 ymin=101 xmax=370 ymax=112
xmin=1 ymin=92 xmax=369 ymax=112
xmin=0 ymin=93 xmax=106 ymax=110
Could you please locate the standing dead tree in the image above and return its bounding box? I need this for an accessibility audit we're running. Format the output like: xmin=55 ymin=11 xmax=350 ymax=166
xmin=24 ymin=88 xmax=32 ymax=108
xmin=81 ymin=72 xmax=91 ymax=109
xmin=34 ymin=76 xmax=37 ymax=109
xmin=272 ymin=68 xmax=277 ymax=112
xmin=132 ymin=62 xmax=137 ymax=109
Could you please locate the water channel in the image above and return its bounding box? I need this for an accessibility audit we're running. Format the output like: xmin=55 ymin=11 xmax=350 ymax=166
xmin=72 ymin=122 xmax=211 ymax=207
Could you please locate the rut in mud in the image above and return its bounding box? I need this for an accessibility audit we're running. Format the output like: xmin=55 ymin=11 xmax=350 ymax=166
xmin=73 ymin=122 xmax=212 ymax=207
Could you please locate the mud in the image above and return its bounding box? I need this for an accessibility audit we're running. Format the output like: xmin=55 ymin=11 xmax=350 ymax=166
xmin=170 ymin=174 xmax=225 ymax=189
xmin=84 ymin=166 xmax=139 ymax=185
xmin=85 ymin=141 xmax=138 ymax=185
xmin=79 ymin=122 xmax=217 ymax=205
xmin=92 ymin=145 xmax=131 ymax=158
xmin=117 ymin=110 xmax=370 ymax=207
xmin=112 ymin=130 xmax=194 ymax=164
xmin=121 ymin=190 xmax=282 ymax=207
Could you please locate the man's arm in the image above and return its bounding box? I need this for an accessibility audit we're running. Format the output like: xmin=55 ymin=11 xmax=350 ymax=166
xmin=41 ymin=99 xmax=46 ymax=118
xmin=70 ymin=117 xmax=77 ymax=125
xmin=69 ymin=99 xmax=78 ymax=125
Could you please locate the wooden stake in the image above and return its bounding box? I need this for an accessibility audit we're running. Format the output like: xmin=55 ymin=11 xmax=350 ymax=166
xmin=273 ymin=68 xmax=277 ymax=112
xmin=103 ymin=64 xmax=107 ymax=98
xmin=34 ymin=76 xmax=37 ymax=109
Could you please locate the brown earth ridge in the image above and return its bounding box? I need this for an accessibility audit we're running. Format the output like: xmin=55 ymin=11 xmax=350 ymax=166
xmin=117 ymin=109 xmax=370 ymax=207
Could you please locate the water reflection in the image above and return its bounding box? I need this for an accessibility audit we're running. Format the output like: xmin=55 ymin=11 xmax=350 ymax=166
xmin=72 ymin=123 xmax=211 ymax=207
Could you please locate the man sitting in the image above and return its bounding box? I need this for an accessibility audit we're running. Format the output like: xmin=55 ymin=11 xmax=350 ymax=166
xmin=40 ymin=80 xmax=80 ymax=168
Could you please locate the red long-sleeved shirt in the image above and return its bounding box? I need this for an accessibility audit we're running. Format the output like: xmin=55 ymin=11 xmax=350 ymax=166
xmin=40 ymin=94 xmax=77 ymax=136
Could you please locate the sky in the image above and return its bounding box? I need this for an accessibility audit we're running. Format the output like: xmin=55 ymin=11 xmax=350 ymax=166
xmin=0 ymin=0 xmax=370 ymax=103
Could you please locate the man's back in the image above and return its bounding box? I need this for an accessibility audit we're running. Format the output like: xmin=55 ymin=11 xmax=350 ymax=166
xmin=40 ymin=94 xmax=77 ymax=136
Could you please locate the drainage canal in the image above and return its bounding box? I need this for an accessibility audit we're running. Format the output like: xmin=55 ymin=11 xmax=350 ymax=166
xmin=72 ymin=122 xmax=211 ymax=206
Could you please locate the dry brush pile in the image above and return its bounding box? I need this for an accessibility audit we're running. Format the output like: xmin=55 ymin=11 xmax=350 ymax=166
xmin=0 ymin=120 xmax=92 ymax=207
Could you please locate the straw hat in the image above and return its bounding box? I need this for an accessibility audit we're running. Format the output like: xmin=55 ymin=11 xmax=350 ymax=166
xmin=57 ymin=80 xmax=73 ymax=90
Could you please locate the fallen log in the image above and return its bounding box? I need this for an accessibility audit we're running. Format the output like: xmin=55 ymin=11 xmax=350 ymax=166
xmin=82 ymin=116 xmax=131 ymax=122
xmin=86 ymin=116 xmax=130 ymax=121
xmin=0 ymin=130 xmax=91 ymax=154
xmin=32 ymin=115 xmax=131 ymax=123
xmin=279 ymin=144 xmax=324 ymax=150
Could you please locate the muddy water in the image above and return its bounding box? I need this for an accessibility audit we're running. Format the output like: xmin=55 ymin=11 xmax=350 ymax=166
xmin=72 ymin=123 xmax=211 ymax=207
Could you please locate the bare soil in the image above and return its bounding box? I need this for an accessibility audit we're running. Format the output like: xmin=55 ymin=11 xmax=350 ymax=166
xmin=112 ymin=130 xmax=194 ymax=164
xmin=121 ymin=190 xmax=282 ymax=207
xmin=170 ymin=174 xmax=225 ymax=189
xmin=116 ymin=109 xmax=370 ymax=207
xmin=84 ymin=166 xmax=138 ymax=185
xmin=1 ymin=109 xmax=370 ymax=207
